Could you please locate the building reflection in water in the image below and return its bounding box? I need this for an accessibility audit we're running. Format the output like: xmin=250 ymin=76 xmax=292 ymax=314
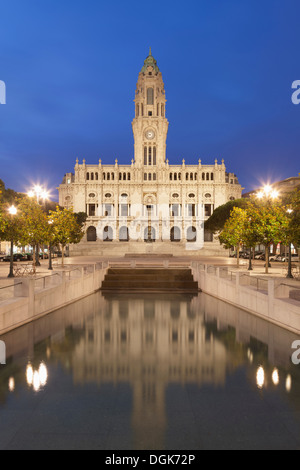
xmin=70 ymin=293 xmax=229 ymax=447
xmin=1 ymin=290 xmax=300 ymax=448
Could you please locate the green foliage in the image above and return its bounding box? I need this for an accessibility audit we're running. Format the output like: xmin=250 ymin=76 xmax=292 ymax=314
xmin=204 ymin=198 xmax=249 ymax=233
xmin=218 ymin=207 xmax=248 ymax=248
xmin=0 ymin=203 xmax=22 ymax=243
xmin=48 ymin=207 xmax=85 ymax=264
xmin=0 ymin=179 xmax=24 ymax=205
xmin=17 ymin=197 xmax=48 ymax=247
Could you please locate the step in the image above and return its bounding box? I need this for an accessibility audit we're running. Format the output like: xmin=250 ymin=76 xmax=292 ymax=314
xmin=100 ymin=267 xmax=199 ymax=292
xmin=104 ymin=273 xmax=194 ymax=281
xmin=101 ymin=280 xmax=199 ymax=289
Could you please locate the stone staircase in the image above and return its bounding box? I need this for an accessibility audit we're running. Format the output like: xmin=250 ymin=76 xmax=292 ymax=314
xmin=100 ymin=267 xmax=200 ymax=293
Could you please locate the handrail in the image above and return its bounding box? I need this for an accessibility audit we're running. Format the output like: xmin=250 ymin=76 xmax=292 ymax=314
xmin=0 ymin=282 xmax=22 ymax=290
xmin=275 ymin=282 xmax=300 ymax=291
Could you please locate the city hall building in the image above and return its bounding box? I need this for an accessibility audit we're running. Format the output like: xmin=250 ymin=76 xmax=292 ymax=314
xmin=58 ymin=50 xmax=242 ymax=256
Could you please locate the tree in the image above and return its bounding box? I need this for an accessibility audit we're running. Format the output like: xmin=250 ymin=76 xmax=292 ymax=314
xmin=17 ymin=197 xmax=48 ymax=272
xmin=287 ymin=189 xmax=300 ymax=250
xmin=0 ymin=179 xmax=24 ymax=205
xmin=246 ymin=202 xmax=289 ymax=274
xmin=219 ymin=207 xmax=248 ymax=267
xmin=205 ymin=198 xmax=249 ymax=234
xmin=0 ymin=204 xmax=23 ymax=277
xmin=49 ymin=207 xmax=85 ymax=265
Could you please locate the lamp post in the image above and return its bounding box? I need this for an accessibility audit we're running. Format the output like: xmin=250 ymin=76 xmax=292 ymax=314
xmin=48 ymin=219 xmax=53 ymax=270
xmin=7 ymin=205 xmax=17 ymax=278
xmin=286 ymin=209 xmax=293 ymax=279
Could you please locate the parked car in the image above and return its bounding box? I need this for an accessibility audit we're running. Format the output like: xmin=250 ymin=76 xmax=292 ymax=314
xmin=255 ymin=252 xmax=265 ymax=260
xmin=2 ymin=253 xmax=27 ymax=262
xmin=276 ymin=254 xmax=287 ymax=262
xmin=53 ymin=251 xmax=69 ymax=257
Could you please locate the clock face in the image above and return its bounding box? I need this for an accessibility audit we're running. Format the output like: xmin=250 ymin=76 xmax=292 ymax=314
xmin=145 ymin=129 xmax=155 ymax=140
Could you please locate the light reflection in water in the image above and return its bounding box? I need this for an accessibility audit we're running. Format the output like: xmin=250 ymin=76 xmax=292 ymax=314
xmin=256 ymin=366 xmax=265 ymax=389
xmin=26 ymin=362 xmax=48 ymax=392
xmin=272 ymin=368 xmax=279 ymax=386
xmin=8 ymin=377 xmax=14 ymax=392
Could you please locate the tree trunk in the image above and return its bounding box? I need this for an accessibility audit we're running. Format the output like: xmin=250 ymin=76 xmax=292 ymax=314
xmin=61 ymin=245 xmax=65 ymax=267
xmin=32 ymin=244 xmax=36 ymax=274
xmin=265 ymin=246 xmax=269 ymax=274
xmin=236 ymin=244 xmax=240 ymax=268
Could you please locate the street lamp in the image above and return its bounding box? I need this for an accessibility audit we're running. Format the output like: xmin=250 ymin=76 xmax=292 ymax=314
xmin=48 ymin=219 xmax=53 ymax=270
xmin=28 ymin=185 xmax=49 ymax=204
xmin=7 ymin=205 xmax=17 ymax=278
xmin=286 ymin=208 xmax=293 ymax=279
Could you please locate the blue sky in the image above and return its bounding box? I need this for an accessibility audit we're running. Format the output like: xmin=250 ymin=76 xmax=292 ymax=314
xmin=0 ymin=0 xmax=299 ymax=199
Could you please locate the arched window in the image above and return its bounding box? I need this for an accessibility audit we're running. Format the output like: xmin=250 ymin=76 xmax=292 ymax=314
xmin=153 ymin=146 xmax=156 ymax=165
xmin=128 ymin=173 xmax=131 ymax=180
xmin=211 ymin=173 xmax=214 ymax=180
xmin=103 ymin=226 xmax=113 ymax=242
xmin=107 ymin=173 xmax=110 ymax=181
xmin=136 ymin=104 xmax=139 ymax=117
xmin=119 ymin=226 xmax=129 ymax=242
xmin=147 ymin=87 xmax=154 ymax=105
xmin=161 ymin=104 xmax=164 ymax=117
xmin=91 ymin=172 xmax=94 ymax=180
xmin=170 ymin=226 xmax=181 ymax=242
xmin=95 ymin=172 xmax=98 ymax=180
xmin=86 ymin=172 xmax=90 ymax=180
xmin=144 ymin=147 xmax=147 ymax=166
xmin=187 ymin=226 xmax=197 ymax=242
xmin=87 ymin=226 xmax=97 ymax=242
xmin=202 ymin=173 xmax=205 ymax=181
xmin=206 ymin=173 xmax=209 ymax=180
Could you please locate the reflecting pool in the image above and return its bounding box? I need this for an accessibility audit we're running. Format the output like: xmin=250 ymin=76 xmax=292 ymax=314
xmin=1 ymin=291 xmax=300 ymax=450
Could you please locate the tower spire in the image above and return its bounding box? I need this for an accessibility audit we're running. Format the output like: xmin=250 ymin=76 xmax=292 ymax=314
xmin=149 ymin=46 xmax=152 ymax=56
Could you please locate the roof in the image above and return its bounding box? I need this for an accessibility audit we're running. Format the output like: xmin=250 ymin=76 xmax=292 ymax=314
xmin=141 ymin=47 xmax=160 ymax=74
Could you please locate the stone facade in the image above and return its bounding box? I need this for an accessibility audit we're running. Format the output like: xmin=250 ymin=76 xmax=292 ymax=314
xmin=58 ymin=50 xmax=242 ymax=256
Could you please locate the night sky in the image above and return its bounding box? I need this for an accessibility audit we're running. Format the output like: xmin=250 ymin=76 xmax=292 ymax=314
xmin=0 ymin=0 xmax=299 ymax=201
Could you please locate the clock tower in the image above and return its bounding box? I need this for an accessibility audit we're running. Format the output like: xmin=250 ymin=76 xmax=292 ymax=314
xmin=132 ymin=48 xmax=169 ymax=168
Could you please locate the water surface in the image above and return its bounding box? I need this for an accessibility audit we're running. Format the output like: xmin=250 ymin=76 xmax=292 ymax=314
xmin=0 ymin=291 xmax=300 ymax=450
